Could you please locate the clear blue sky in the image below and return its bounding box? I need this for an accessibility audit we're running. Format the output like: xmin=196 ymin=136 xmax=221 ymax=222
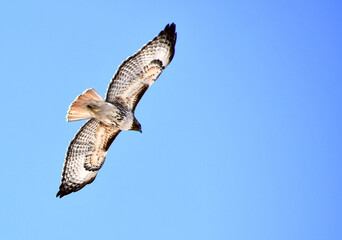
xmin=0 ymin=1 xmax=341 ymax=239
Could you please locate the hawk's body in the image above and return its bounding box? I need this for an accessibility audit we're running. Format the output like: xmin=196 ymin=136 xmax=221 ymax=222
xmin=56 ymin=23 xmax=177 ymax=198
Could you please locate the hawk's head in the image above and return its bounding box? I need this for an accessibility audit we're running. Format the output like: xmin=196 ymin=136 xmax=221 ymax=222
xmin=131 ymin=117 xmax=142 ymax=133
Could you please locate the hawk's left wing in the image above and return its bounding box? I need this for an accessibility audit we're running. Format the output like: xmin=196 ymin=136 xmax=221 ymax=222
xmin=56 ymin=119 xmax=120 ymax=198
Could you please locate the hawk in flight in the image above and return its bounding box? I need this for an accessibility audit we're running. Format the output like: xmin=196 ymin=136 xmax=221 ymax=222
xmin=56 ymin=23 xmax=177 ymax=198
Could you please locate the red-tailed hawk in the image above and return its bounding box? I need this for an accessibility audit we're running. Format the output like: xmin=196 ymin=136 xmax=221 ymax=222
xmin=56 ymin=23 xmax=177 ymax=198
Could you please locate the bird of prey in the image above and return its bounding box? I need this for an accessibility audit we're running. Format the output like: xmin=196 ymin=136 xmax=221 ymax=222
xmin=56 ymin=23 xmax=177 ymax=198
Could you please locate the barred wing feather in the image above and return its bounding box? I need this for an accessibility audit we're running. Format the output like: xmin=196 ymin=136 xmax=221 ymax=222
xmin=106 ymin=23 xmax=177 ymax=110
xmin=56 ymin=119 xmax=120 ymax=198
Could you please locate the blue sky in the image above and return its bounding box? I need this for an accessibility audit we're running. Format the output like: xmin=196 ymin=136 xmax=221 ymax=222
xmin=0 ymin=0 xmax=341 ymax=239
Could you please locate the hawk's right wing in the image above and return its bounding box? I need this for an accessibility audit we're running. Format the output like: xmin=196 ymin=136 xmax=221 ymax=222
xmin=56 ymin=119 xmax=121 ymax=198
xmin=105 ymin=23 xmax=177 ymax=111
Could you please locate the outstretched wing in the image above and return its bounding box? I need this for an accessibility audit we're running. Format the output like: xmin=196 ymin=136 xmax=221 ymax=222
xmin=56 ymin=119 xmax=121 ymax=198
xmin=105 ymin=23 xmax=177 ymax=111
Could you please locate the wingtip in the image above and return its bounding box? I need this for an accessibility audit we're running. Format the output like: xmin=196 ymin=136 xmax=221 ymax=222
xmin=161 ymin=23 xmax=177 ymax=62
xmin=160 ymin=23 xmax=176 ymax=38
xmin=56 ymin=190 xmax=64 ymax=198
xmin=56 ymin=185 xmax=71 ymax=198
xmin=168 ymin=23 xmax=176 ymax=33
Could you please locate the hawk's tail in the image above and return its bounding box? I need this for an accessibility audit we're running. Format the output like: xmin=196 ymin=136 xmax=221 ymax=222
xmin=66 ymin=89 xmax=104 ymax=122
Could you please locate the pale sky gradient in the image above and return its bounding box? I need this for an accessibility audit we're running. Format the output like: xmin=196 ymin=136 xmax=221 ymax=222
xmin=0 ymin=1 xmax=341 ymax=239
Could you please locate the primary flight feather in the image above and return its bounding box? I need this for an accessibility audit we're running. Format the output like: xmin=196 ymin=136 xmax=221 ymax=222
xmin=56 ymin=23 xmax=177 ymax=198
